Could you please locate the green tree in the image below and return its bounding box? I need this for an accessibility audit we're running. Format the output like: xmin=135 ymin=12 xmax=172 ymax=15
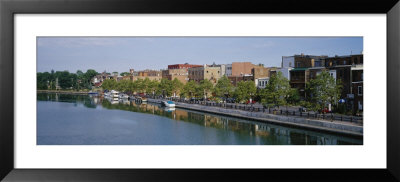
xmin=171 ymin=78 xmax=184 ymax=98
xmin=135 ymin=79 xmax=144 ymax=93
xmin=158 ymin=78 xmax=173 ymax=97
xmin=261 ymin=72 xmax=290 ymax=108
xmin=117 ymin=80 xmax=131 ymax=92
xmin=199 ymin=79 xmax=213 ymax=99
xmin=120 ymin=72 xmax=130 ymax=76
xmin=56 ymin=71 xmax=73 ymax=89
xmin=37 ymin=72 xmax=51 ymax=90
xmin=142 ymin=78 xmax=152 ymax=95
xmin=234 ymin=81 xmax=256 ymax=103
xmin=76 ymin=70 xmax=84 ymax=90
xmin=102 ymin=79 xmax=117 ymax=90
xmin=83 ymin=69 xmax=98 ymax=89
xmin=128 ymin=81 xmax=138 ymax=94
xmin=182 ymin=80 xmax=197 ymax=98
xmin=286 ymin=88 xmax=301 ymax=105
xmin=147 ymin=80 xmax=159 ymax=97
xmin=306 ymin=71 xmax=342 ymax=112
xmin=214 ymin=76 xmax=233 ymax=98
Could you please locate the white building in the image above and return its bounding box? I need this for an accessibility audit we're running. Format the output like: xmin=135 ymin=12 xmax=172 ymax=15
xmin=225 ymin=64 xmax=232 ymax=76
xmin=255 ymin=77 xmax=269 ymax=89
xmin=282 ymin=56 xmax=295 ymax=68
xmin=278 ymin=67 xmax=292 ymax=81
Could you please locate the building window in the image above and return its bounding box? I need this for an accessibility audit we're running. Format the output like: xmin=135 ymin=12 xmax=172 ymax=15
xmin=289 ymin=62 xmax=292 ymax=67
xmin=358 ymin=86 xmax=363 ymax=96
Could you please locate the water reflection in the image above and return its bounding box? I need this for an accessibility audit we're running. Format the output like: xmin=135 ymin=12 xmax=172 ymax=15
xmin=37 ymin=93 xmax=362 ymax=145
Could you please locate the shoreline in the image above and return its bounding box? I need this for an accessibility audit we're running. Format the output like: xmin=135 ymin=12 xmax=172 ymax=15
xmin=148 ymin=98 xmax=363 ymax=138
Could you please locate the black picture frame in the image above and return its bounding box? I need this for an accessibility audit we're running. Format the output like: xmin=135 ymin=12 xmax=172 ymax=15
xmin=1 ymin=0 xmax=399 ymax=181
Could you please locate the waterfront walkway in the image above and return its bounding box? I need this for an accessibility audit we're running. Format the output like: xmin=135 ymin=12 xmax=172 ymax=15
xmin=148 ymin=98 xmax=363 ymax=137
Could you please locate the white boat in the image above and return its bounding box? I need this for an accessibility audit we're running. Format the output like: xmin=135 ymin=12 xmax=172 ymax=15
xmin=110 ymin=90 xmax=119 ymax=98
xmin=164 ymin=107 xmax=175 ymax=112
xmin=161 ymin=100 xmax=175 ymax=107
xmin=119 ymin=93 xmax=129 ymax=99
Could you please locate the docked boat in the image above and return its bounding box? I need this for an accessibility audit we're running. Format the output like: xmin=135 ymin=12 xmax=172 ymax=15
xmin=108 ymin=90 xmax=119 ymax=101
xmin=110 ymin=90 xmax=119 ymax=97
xmin=161 ymin=100 xmax=175 ymax=107
xmin=164 ymin=107 xmax=175 ymax=112
xmin=135 ymin=97 xmax=147 ymax=102
xmin=119 ymin=93 xmax=129 ymax=99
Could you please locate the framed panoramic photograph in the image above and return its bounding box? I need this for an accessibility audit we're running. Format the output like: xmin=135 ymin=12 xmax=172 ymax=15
xmin=1 ymin=0 xmax=400 ymax=181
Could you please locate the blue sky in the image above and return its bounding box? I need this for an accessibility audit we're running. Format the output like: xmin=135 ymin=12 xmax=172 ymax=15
xmin=37 ymin=37 xmax=363 ymax=73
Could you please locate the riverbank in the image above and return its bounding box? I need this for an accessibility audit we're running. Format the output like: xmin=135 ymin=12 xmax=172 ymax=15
xmin=148 ymin=98 xmax=363 ymax=138
xmin=37 ymin=90 xmax=90 ymax=95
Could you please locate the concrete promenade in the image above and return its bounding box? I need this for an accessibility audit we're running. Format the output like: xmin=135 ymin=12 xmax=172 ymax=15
xmin=148 ymin=98 xmax=363 ymax=137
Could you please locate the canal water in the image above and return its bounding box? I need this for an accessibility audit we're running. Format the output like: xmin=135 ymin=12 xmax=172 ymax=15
xmin=37 ymin=93 xmax=362 ymax=145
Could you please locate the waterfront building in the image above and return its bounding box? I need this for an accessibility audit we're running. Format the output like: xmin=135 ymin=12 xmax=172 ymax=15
xmin=188 ymin=64 xmax=221 ymax=84
xmin=130 ymin=69 xmax=162 ymax=81
xmin=91 ymin=71 xmax=113 ymax=87
xmin=252 ymin=64 xmax=273 ymax=88
xmin=209 ymin=62 xmax=227 ymax=77
xmin=288 ymin=54 xmax=328 ymax=97
xmin=228 ymin=75 xmax=243 ymax=86
xmin=324 ymin=54 xmax=363 ymax=113
xmin=162 ymin=63 xmax=202 ymax=84
xmin=256 ymin=77 xmax=269 ymax=89
xmin=243 ymin=74 xmax=253 ymax=82
xmin=225 ymin=64 xmax=232 ymax=76
xmin=231 ymin=62 xmax=255 ymax=76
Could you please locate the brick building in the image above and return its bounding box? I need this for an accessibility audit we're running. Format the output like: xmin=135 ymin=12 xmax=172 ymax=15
xmin=162 ymin=63 xmax=202 ymax=84
xmin=252 ymin=65 xmax=270 ymax=88
xmin=188 ymin=65 xmax=221 ymax=84
xmin=231 ymin=62 xmax=254 ymax=76
xmin=228 ymin=75 xmax=243 ymax=87
xmin=129 ymin=69 xmax=162 ymax=82
xmin=324 ymin=54 xmax=363 ymax=114
xmin=288 ymin=54 xmax=328 ymax=97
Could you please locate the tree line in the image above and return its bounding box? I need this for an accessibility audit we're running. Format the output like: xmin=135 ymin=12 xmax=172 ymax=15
xmin=37 ymin=69 xmax=98 ymax=90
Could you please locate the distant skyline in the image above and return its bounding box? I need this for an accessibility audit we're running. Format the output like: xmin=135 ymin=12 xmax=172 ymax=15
xmin=37 ymin=37 xmax=363 ymax=73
